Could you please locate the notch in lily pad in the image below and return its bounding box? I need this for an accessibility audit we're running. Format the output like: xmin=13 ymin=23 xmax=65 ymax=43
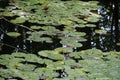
xmin=7 ymin=32 xmax=21 ymax=37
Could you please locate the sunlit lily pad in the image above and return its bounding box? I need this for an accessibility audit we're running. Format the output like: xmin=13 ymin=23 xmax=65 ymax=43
xmin=6 ymin=32 xmax=21 ymax=37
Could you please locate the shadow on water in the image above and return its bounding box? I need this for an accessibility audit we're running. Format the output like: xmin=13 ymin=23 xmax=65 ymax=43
xmin=0 ymin=0 xmax=120 ymax=54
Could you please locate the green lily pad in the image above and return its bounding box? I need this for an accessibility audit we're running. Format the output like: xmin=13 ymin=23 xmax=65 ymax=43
xmin=86 ymin=24 xmax=96 ymax=27
xmin=27 ymin=31 xmax=53 ymax=43
xmin=85 ymin=16 xmax=99 ymax=23
xmin=30 ymin=26 xmax=41 ymax=30
xmin=79 ymin=49 xmax=103 ymax=60
xmin=116 ymin=42 xmax=120 ymax=46
xmin=15 ymin=64 xmax=36 ymax=71
xmin=0 ymin=77 xmax=4 ymax=80
xmin=60 ymin=38 xmax=83 ymax=48
xmin=35 ymin=68 xmax=59 ymax=78
xmin=69 ymin=52 xmax=81 ymax=59
xmin=54 ymin=47 xmax=73 ymax=53
xmin=38 ymin=50 xmax=64 ymax=60
xmin=0 ymin=69 xmax=14 ymax=78
xmin=6 ymin=32 xmax=21 ymax=37
xmin=11 ymin=17 xmax=27 ymax=24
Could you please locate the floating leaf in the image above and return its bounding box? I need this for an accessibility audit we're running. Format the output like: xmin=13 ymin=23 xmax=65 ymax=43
xmin=15 ymin=64 xmax=36 ymax=71
xmin=60 ymin=19 xmax=73 ymax=25
xmin=11 ymin=17 xmax=27 ymax=24
xmin=38 ymin=50 xmax=64 ymax=60
xmin=7 ymin=32 xmax=21 ymax=37
xmin=35 ymin=68 xmax=59 ymax=78
xmin=30 ymin=26 xmax=41 ymax=30
xmin=0 ymin=77 xmax=4 ymax=80
xmin=60 ymin=38 xmax=83 ymax=48
xmin=86 ymin=24 xmax=96 ymax=27
xmin=54 ymin=47 xmax=73 ymax=53
xmin=95 ymin=29 xmax=107 ymax=34
xmin=85 ymin=16 xmax=99 ymax=23
xmin=79 ymin=49 xmax=103 ymax=60
xmin=27 ymin=31 xmax=53 ymax=43
xmin=69 ymin=52 xmax=81 ymax=59
xmin=0 ymin=69 xmax=14 ymax=78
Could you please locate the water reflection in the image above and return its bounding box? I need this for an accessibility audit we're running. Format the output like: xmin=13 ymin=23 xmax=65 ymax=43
xmin=78 ymin=5 xmax=120 ymax=52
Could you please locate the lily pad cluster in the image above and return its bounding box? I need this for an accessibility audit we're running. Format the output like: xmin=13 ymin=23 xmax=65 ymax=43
xmin=0 ymin=49 xmax=120 ymax=80
xmin=1 ymin=0 xmax=119 ymax=80
xmin=0 ymin=0 xmax=102 ymax=48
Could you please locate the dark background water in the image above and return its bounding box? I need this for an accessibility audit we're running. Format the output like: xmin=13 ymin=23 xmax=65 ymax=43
xmin=0 ymin=0 xmax=120 ymax=54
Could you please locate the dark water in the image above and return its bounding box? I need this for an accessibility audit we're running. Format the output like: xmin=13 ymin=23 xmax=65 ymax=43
xmin=0 ymin=0 xmax=120 ymax=54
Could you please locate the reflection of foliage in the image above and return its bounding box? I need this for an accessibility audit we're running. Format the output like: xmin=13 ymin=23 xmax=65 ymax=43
xmin=0 ymin=49 xmax=120 ymax=80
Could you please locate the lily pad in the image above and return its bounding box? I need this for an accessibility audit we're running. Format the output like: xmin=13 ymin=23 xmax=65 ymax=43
xmin=95 ymin=29 xmax=107 ymax=34
xmin=54 ymin=47 xmax=73 ymax=53
xmin=27 ymin=31 xmax=53 ymax=43
xmin=11 ymin=17 xmax=27 ymax=24
xmin=30 ymin=26 xmax=41 ymax=30
xmin=38 ymin=50 xmax=64 ymax=60
xmin=85 ymin=16 xmax=99 ymax=23
xmin=60 ymin=38 xmax=83 ymax=48
xmin=69 ymin=52 xmax=81 ymax=59
xmin=6 ymin=32 xmax=21 ymax=37
xmin=116 ymin=42 xmax=120 ymax=46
